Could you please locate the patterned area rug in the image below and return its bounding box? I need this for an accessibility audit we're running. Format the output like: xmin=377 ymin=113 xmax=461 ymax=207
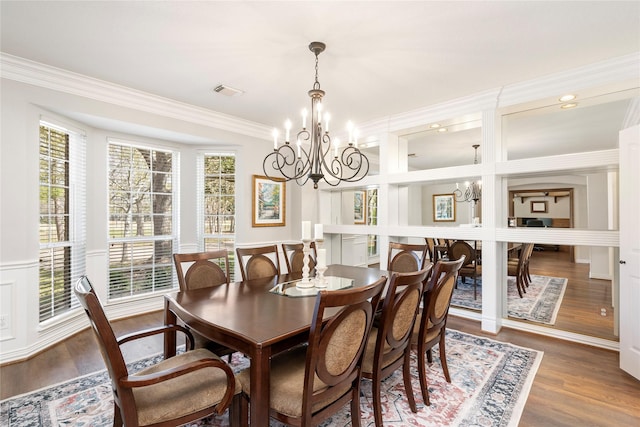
xmin=451 ymin=275 xmax=568 ymax=325
xmin=1 ymin=330 xmax=542 ymax=427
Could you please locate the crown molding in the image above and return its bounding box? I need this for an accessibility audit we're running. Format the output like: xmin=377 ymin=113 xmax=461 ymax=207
xmin=0 ymin=53 xmax=272 ymax=141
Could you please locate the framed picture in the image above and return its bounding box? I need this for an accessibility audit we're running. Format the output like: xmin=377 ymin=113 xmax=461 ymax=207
xmin=433 ymin=193 xmax=456 ymax=222
xmin=531 ymin=200 xmax=548 ymax=213
xmin=354 ymin=190 xmax=366 ymax=224
xmin=252 ymin=175 xmax=286 ymax=227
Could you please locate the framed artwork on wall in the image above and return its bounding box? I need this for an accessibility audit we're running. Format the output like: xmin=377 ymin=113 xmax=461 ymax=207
xmin=531 ymin=200 xmax=548 ymax=213
xmin=433 ymin=193 xmax=456 ymax=222
xmin=354 ymin=190 xmax=366 ymax=224
xmin=252 ymin=175 xmax=286 ymax=227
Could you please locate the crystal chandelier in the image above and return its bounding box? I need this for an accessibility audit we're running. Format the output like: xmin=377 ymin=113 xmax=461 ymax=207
xmin=454 ymin=144 xmax=482 ymax=203
xmin=262 ymin=42 xmax=369 ymax=189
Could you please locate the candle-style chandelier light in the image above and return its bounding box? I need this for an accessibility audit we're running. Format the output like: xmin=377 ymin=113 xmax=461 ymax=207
xmin=262 ymin=41 xmax=369 ymax=189
xmin=454 ymin=144 xmax=482 ymax=203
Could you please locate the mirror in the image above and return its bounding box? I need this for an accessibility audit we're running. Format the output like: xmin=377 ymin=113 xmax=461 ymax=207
xmin=505 ymin=242 xmax=616 ymax=341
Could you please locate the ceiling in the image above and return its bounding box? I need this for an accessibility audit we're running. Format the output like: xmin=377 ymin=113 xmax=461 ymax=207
xmin=1 ymin=1 xmax=639 ymax=170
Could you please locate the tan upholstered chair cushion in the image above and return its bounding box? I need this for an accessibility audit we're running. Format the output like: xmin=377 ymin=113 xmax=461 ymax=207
xmin=132 ymin=348 xmax=241 ymax=426
xmin=245 ymin=254 xmax=278 ymax=279
xmin=185 ymin=262 xmax=227 ymax=289
xmin=237 ymin=347 xmax=351 ymax=418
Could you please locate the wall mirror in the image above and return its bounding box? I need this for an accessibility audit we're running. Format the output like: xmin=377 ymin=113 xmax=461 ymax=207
xmin=502 ymin=87 xmax=639 ymax=160
xmin=504 ymin=242 xmax=616 ymax=342
xmin=403 ymin=180 xmax=482 ymax=226
xmin=399 ymin=114 xmax=482 ymax=171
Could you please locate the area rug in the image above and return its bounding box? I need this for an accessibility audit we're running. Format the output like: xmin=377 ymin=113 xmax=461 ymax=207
xmin=451 ymin=275 xmax=568 ymax=325
xmin=1 ymin=330 xmax=542 ymax=427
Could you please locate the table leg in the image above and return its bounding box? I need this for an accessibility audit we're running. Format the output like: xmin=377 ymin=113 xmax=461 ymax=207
xmin=250 ymin=347 xmax=271 ymax=427
xmin=164 ymin=299 xmax=177 ymax=358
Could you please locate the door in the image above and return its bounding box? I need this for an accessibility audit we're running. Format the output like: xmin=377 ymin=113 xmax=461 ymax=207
xmin=619 ymin=124 xmax=640 ymax=380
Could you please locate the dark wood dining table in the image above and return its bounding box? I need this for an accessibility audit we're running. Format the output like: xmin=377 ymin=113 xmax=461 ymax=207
xmin=163 ymin=264 xmax=387 ymax=427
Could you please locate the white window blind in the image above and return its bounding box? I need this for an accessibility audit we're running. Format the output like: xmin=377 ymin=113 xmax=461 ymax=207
xmin=108 ymin=140 xmax=178 ymax=299
xmin=197 ymin=153 xmax=236 ymax=280
xmin=39 ymin=121 xmax=86 ymax=323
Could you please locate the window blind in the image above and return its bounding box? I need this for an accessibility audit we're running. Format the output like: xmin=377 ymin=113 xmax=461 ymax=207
xmin=39 ymin=121 xmax=86 ymax=323
xmin=108 ymin=140 xmax=178 ymax=299
xmin=198 ymin=152 xmax=236 ymax=281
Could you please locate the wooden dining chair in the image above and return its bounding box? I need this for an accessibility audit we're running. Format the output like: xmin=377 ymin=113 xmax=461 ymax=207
xmin=236 ymin=245 xmax=281 ymax=281
xmin=448 ymin=240 xmax=481 ymax=299
xmin=411 ymin=256 xmax=465 ymax=406
xmin=387 ymin=241 xmax=429 ymax=273
xmin=74 ymin=275 xmax=246 ymax=427
xmin=237 ymin=276 xmax=387 ymax=427
xmin=173 ymin=250 xmax=235 ymax=360
xmin=508 ymin=242 xmax=534 ymax=298
xmin=282 ymin=242 xmax=317 ymax=274
xmin=361 ymin=267 xmax=431 ymax=427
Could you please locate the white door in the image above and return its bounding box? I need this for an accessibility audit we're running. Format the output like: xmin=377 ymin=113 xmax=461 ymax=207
xmin=619 ymin=124 xmax=640 ymax=380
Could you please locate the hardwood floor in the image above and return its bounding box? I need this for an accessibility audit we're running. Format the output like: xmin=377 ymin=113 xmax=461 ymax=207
xmin=2 ymin=310 xmax=639 ymax=425
xmin=509 ymin=248 xmax=616 ymax=341
xmin=1 ymin=252 xmax=636 ymax=425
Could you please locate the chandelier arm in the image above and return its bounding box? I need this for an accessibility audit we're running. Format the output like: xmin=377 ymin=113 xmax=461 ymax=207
xmin=263 ymin=143 xmax=310 ymax=182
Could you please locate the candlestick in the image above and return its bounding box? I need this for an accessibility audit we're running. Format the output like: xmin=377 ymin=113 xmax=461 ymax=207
xmin=296 ymin=238 xmax=314 ymax=288
xmin=314 ymin=223 xmax=323 ymax=241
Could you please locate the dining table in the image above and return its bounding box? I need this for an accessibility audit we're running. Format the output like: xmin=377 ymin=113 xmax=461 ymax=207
xmin=163 ymin=264 xmax=388 ymax=427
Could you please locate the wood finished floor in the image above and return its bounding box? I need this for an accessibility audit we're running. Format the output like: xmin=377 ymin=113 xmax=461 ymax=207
xmin=2 ymin=311 xmax=638 ymax=426
xmin=1 ymin=252 xmax=638 ymax=426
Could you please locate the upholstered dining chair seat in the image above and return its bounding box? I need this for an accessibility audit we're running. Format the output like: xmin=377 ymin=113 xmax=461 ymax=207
xmin=132 ymin=348 xmax=242 ymax=426
xmin=237 ymin=347 xmax=352 ymax=418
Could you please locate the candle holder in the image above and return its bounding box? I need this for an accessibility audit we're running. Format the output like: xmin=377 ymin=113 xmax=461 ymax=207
xmin=296 ymin=238 xmax=314 ymax=288
xmin=314 ymin=265 xmax=328 ymax=288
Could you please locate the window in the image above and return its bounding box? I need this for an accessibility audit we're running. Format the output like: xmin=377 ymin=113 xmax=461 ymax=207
xmin=367 ymin=188 xmax=378 ymax=257
xmin=198 ymin=153 xmax=236 ymax=280
xmin=108 ymin=141 xmax=177 ymax=299
xmin=39 ymin=121 xmax=86 ymax=323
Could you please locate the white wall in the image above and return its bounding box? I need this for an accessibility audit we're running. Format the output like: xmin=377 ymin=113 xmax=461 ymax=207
xmin=0 ymin=78 xmax=297 ymax=361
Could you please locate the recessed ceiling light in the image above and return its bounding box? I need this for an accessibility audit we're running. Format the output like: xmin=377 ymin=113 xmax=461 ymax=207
xmin=429 ymin=123 xmax=441 ymax=129
xmin=212 ymin=84 xmax=244 ymax=97
xmin=559 ymin=94 xmax=576 ymax=102
xmin=437 ymin=127 xmax=448 ymax=132
xmin=561 ymin=103 xmax=578 ymax=109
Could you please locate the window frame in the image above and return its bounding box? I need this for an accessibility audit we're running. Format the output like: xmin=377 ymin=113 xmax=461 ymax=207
xmin=38 ymin=119 xmax=86 ymax=324
xmin=107 ymin=139 xmax=179 ymax=300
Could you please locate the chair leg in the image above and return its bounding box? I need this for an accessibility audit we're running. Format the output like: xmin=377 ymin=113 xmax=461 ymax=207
xmin=439 ymin=333 xmax=451 ymax=383
xmin=403 ymin=352 xmax=418 ymax=413
xmin=417 ymin=342 xmax=431 ymax=406
xmin=473 ymin=275 xmax=477 ymax=300
xmin=372 ymin=371 xmax=384 ymax=427
xmin=351 ymin=385 xmax=362 ymax=427
xmin=426 ymin=348 xmax=433 ymax=364
xmin=113 ymin=404 xmax=123 ymax=427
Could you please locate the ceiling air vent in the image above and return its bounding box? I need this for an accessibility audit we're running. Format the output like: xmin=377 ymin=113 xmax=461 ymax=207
xmin=213 ymin=84 xmax=244 ymax=97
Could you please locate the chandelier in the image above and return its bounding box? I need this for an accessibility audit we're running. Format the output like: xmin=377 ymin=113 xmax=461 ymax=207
xmin=263 ymin=41 xmax=369 ymax=189
xmin=454 ymin=144 xmax=482 ymax=203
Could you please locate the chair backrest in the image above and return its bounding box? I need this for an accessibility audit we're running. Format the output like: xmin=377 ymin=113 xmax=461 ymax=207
xmin=448 ymin=240 xmax=476 ymax=267
xmin=419 ymin=257 xmax=465 ymax=340
xmin=372 ymin=267 xmax=431 ymax=370
xmin=236 ymin=245 xmax=281 ymax=281
xmin=282 ymin=242 xmax=317 ymax=274
xmin=173 ymin=250 xmax=230 ymax=291
xmin=74 ymin=276 xmax=129 ymax=402
xmin=301 ymin=276 xmax=387 ymax=422
xmin=387 ymin=242 xmax=429 ymax=273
